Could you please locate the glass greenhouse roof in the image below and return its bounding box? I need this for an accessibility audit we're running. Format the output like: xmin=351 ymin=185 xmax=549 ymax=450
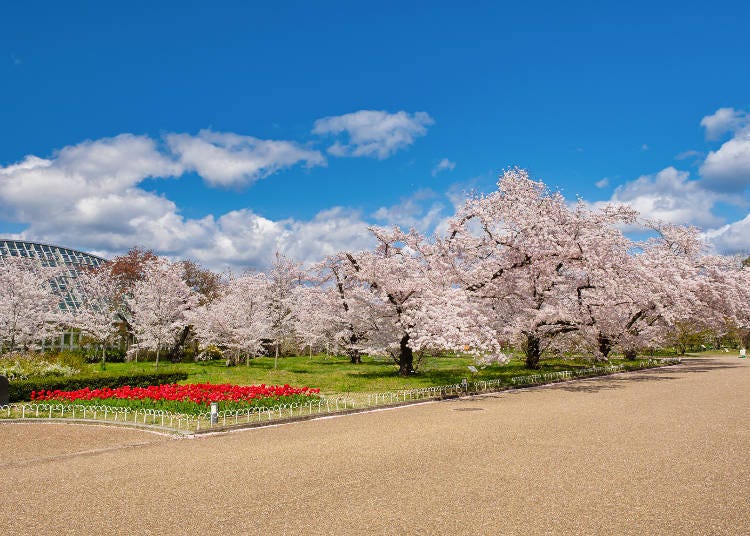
xmin=0 ymin=239 xmax=109 ymax=312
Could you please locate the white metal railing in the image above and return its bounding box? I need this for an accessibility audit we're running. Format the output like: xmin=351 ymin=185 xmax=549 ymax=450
xmin=0 ymin=357 xmax=682 ymax=433
xmin=1 ymin=402 xmax=202 ymax=431
xmin=509 ymin=357 xmax=681 ymax=386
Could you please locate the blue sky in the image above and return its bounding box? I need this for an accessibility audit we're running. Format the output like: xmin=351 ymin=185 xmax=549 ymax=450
xmin=2 ymin=1 xmax=749 ymax=269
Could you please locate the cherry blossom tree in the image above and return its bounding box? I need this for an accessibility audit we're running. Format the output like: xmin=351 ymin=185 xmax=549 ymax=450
xmin=648 ymin=224 xmax=717 ymax=355
xmin=0 ymin=256 xmax=65 ymax=354
xmin=340 ymin=227 xmax=499 ymax=375
xmin=170 ymin=259 xmax=223 ymax=361
xmin=190 ymin=272 xmax=271 ymax=365
xmin=292 ymin=283 xmax=335 ymax=358
xmin=265 ymin=252 xmax=302 ymax=368
xmin=566 ymin=221 xmax=700 ymax=360
xmin=664 ymin=243 xmax=750 ymax=354
xmin=567 ymin=213 xmax=747 ymax=361
xmin=4 ymin=171 xmax=744 ymax=370
xmin=441 ymin=168 xmax=639 ymax=368
xmin=68 ymin=265 xmax=122 ymax=364
xmin=126 ymin=258 xmax=197 ymax=368
xmin=309 ymin=254 xmax=377 ymax=363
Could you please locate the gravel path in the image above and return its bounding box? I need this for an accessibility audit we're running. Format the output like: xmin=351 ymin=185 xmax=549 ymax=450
xmin=1 ymin=355 xmax=748 ymax=535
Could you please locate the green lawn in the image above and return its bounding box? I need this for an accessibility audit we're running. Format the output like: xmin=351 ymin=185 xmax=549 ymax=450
xmin=95 ymin=354 xmax=653 ymax=396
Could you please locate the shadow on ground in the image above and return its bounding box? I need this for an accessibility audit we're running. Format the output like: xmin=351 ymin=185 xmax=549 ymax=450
xmin=552 ymin=357 xmax=742 ymax=393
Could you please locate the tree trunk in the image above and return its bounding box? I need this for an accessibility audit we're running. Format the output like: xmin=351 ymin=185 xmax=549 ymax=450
xmin=398 ymin=334 xmax=414 ymax=376
xmin=525 ymin=334 xmax=542 ymax=369
xmin=168 ymin=326 xmax=191 ymax=363
xmin=347 ymin=330 xmax=361 ymax=364
xmin=597 ymin=333 xmax=612 ymax=362
xmin=348 ymin=348 xmax=362 ymax=364
xmin=155 ymin=347 xmax=160 ymax=369
xmin=274 ymin=343 xmax=279 ymax=370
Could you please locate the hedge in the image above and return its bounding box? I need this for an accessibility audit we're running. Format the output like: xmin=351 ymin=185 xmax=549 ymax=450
xmin=7 ymin=370 xmax=189 ymax=402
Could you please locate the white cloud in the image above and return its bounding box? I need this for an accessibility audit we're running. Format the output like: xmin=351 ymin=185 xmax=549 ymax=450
xmin=700 ymin=107 xmax=749 ymax=140
xmin=279 ymin=208 xmax=375 ymax=264
xmin=0 ymin=134 xmax=182 ymax=224
xmin=166 ymin=129 xmax=325 ymax=188
xmin=606 ymin=167 xmax=723 ymax=228
xmin=0 ymin=136 xmax=203 ymax=256
xmin=0 ymin=134 xmax=371 ymax=270
xmin=699 ymin=130 xmax=750 ymax=191
xmin=703 ymin=213 xmax=750 ymax=255
xmin=432 ymin=158 xmax=456 ymax=176
xmin=675 ymin=150 xmax=704 ymax=161
xmin=372 ymin=189 xmax=445 ymax=233
xmin=163 ymin=207 xmax=375 ymax=270
xmin=641 ymin=144 xmax=649 ymax=151
xmin=595 ymin=177 xmax=609 ymax=189
xmin=312 ymin=110 xmax=434 ymax=159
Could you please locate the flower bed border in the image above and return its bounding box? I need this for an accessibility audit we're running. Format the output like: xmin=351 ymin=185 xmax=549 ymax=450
xmin=0 ymin=357 xmax=683 ymax=435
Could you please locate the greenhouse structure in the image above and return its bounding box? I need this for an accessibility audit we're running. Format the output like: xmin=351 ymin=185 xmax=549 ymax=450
xmin=0 ymin=239 xmax=108 ymax=350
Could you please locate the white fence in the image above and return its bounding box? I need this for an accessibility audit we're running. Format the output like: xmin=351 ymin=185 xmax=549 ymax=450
xmin=1 ymin=402 xmax=203 ymax=432
xmin=0 ymin=357 xmax=682 ymax=434
xmin=509 ymin=358 xmax=681 ymax=386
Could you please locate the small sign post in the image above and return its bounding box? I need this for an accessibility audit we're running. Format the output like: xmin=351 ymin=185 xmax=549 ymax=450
xmin=210 ymin=402 xmax=219 ymax=425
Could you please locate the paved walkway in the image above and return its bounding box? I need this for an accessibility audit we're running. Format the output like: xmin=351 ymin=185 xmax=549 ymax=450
xmin=1 ymin=355 xmax=749 ymax=535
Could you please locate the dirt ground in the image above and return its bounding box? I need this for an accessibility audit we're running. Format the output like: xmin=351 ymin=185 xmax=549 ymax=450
xmin=1 ymin=354 xmax=748 ymax=535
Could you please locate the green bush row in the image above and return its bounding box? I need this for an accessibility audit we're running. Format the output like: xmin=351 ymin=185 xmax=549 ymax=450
xmin=7 ymin=370 xmax=189 ymax=402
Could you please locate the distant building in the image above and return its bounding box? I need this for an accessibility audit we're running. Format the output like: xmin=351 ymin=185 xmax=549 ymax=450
xmin=0 ymin=239 xmax=109 ymax=350
xmin=0 ymin=239 xmax=106 ymax=267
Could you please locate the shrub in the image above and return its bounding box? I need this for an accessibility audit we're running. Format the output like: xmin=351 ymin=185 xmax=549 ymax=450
xmin=50 ymin=350 xmax=88 ymax=370
xmin=0 ymin=352 xmax=82 ymax=381
xmin=197 ymin=345 xmax=223 ymax=361
xmin=0 ymin=358 xmax=80 ymax=381
xmin=7 ymin=370 xmax=189 ymax=402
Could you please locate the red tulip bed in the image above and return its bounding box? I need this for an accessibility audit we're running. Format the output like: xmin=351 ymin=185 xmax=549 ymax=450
xmin=29 ymin=383 xmax=321 ymax=415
